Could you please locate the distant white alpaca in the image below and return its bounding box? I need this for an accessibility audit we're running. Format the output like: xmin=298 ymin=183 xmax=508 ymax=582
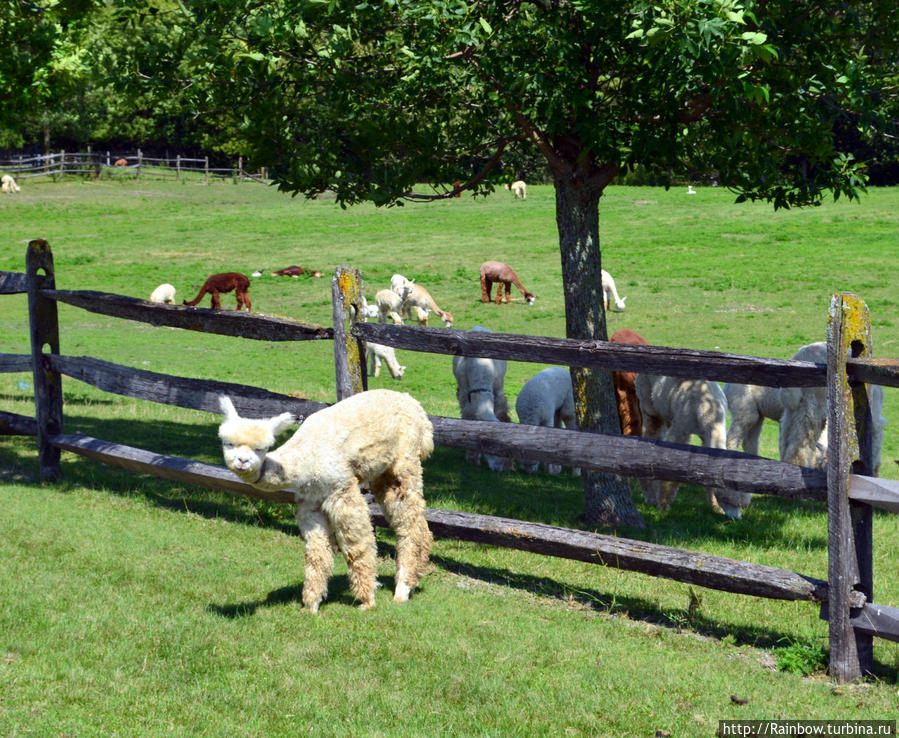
xmin=515 ymin=367 xmax=578 ymax=475
xmin=510 ymin=180 xmax=527 ymax=199
xmin=404 ymin=283 xmax=453 ymax=328
xmin=358 ymin=296 xmax=380 ymax=321
xmin=635 ymin=373 xmax=751 ymax=519
xmin=1 ymin=174 xmax=20 ymax=193
xmin=375 ymin=289 xmax=406 ymax=324
xmin=217 ymin=390 xmax=433 ymax=613
xmin=389 ymin=273 xmax=415 ymax=302
xmin=149 ymin=283 xmax=176 ymax=304
xmin=453 ymin=326 xmax=514 ymax=472
xmin=601 ymin=269 xmax=626 ymax=312
xmin=366 ymin=342 xmax=406 ymax=380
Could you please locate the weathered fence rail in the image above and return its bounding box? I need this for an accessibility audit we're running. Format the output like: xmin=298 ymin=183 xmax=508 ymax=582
xmin=2 ymin=238 xmax=898 ymax=682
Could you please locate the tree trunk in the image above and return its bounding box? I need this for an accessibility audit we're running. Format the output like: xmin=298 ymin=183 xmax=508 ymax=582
xmin=554 ymin=173 xmax=646 ymax=528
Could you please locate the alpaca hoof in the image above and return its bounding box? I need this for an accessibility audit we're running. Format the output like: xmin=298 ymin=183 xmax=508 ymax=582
xmin=301 ymin=603 xmax=320 ymax=614
xmin=358 ymin=600 xmax=376 ymax=611
xmin=393 ymin=581 xmax=411 ymax=603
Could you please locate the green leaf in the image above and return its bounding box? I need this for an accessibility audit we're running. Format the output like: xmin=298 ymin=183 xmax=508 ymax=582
xmin=479 ymin=17 xmax=493 ymax=35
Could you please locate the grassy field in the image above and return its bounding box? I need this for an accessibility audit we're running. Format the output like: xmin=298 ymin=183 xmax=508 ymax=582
xmin=1 ymin=178 xmax=898 ymax=736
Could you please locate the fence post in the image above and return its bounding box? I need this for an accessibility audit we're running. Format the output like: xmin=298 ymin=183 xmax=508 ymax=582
xmin=176 ymin=154 xmax=181 ymax=182
xmin=826 ymin=292 xmax=875 ymax=681
xmin=58 ymin=150 xmax=64 ymax=180
xmin=137 ymin=148 xmax=142 ymax=181
xmin=332 ymin=266 xmax=367 ymax=401
xmin=204 ymin=156 xmax=209 ymax=185
xmin=238 ymin=156 xmax=243 ymax=182
xmin=26 ymin=239 xmax=64 ymax=482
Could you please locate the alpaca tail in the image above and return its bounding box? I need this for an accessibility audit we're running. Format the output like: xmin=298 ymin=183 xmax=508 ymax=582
xmin=182 ymin=287 xmax=207 ymax=306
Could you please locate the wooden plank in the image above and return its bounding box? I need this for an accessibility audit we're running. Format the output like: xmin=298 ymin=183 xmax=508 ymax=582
xmin=47 ymin=354 xmax=329 ymax=419
xmin=848 ymin=475 xmax=899 ymax=514
xmin=849 ymin=602 xmax=899 ymax=643
xmin=0 ymin=270 xmax=28 ymax=294
xmin=354 ymin=322 xmax=826 ymax=387
xmin=0 ymin=353 xmax=32 ymax=373
xmin=846 ymin=356 xmax=899 ymax=389
xmin=47 ymin=431 xmax=845 ymax=606
xmin=49 ymin=433 xmax=296 ymax=504
xmin=26 ymin=239 xmax=63 ymax=481
xmin=429 ymin=417 xmax=828 ymax=500
xmin=826 ymin=292 xmax=874 ymax=681
xmin=41 ymin=288 xmax=333 ymax=342
xmin=0 ymin=410 xmax=37 ymax=436
xmin=332 ymin=266 xmax=366 ymax=400
xmin=369 ymin=505 xmax=850 ymax=604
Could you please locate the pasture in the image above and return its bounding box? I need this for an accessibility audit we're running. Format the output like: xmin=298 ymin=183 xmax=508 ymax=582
xmin=1 ymin=178 xmax=898 ymax=735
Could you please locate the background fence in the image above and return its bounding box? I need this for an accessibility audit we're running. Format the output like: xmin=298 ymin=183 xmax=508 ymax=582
xmin=0 ymin=150 xmax=267 ymax=184
xmin=2 ymin=239 xmax=898 ymax=682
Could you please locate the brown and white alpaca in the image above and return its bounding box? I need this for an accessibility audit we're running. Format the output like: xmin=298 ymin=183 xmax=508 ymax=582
xmin=273 ymin=265 xmax=306 ymax=277
xmin=403 ymin=283 xmax=454 ymax=327
xmin=183 ymin=272 xmax=252 ymax=311
xmin=479 ymin=261 xmax=536 ymax=305
xmin=610 ymin=329 xmax=647 ymax=436
xmin=217 ymin=390 xmax=433 ymax=612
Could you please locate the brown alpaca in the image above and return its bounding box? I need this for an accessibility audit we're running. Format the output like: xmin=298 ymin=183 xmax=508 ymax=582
xmin=479 ymin=261 xmax=536 ymax=305
xmin=113 ymin=158 xmax=128 ymax=167
xmin=273 ymin=265 xmax=305 ymax=277
xmin=183 ymin=272 xmax=252 ymax=311
xmin=610 ymin=329 xmax=648 ymax=436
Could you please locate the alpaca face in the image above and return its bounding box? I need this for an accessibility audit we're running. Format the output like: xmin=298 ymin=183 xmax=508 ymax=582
xmin=217 ymin=396 xmax=297 ymax=481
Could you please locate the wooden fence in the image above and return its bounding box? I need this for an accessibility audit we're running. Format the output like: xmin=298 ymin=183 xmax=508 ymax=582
xmin=0 ymin=150 xmax=266 ymax=184
xmin=2 ymin=238 xmax=898 ymax=683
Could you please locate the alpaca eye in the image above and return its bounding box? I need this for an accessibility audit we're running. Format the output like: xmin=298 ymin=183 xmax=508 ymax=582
xmin=222 ymin=442 xmax=234 ymax=450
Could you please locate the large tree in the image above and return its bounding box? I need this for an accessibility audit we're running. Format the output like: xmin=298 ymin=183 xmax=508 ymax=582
xmin=118 ymin=0 xmax=895 ymax=526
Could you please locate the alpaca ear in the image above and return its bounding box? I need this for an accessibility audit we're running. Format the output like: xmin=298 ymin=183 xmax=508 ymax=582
xmin=219 ymin=395 xmax=239 ymax=420
xmin=269 ymin=412 xmax=298 ymax=436
xmin=621 ymin=296 xmax=627 ymax=304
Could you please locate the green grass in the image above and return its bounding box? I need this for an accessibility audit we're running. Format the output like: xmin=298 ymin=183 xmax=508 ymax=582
xmin=1 ymin=179 xmax=898 ymax=736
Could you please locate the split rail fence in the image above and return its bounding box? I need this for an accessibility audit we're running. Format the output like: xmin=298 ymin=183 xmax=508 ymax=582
xmin=0 ymin=150 xmax=266 ymax=184
xmin=2 ymin=238 xmax=898 ymax=683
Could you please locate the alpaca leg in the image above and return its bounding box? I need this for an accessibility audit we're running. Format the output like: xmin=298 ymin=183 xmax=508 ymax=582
xmin=238 ymin=290 xmax=252 ymax=311
xmin=480 ymin=274 xmax=491 ymax=302
xmin=296 ymin=507 xmax=336 ymax=613
xmin=371 ymin=468 xmax=433 ymax=603
xmin=210 ymin=290 xmax=222 ymax=310
xmin=321 ymin=482 xmax=378 ymax=609
xmin=503 ymin=283 xmax=512 ymax=303
xmin=494 ymin=282 xmax=504 ymax=304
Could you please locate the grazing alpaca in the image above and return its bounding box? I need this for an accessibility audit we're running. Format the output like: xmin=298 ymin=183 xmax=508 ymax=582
xmin=479 ymin=261 xmax=536 ymax=305
xmin=452 ymin=327 xmax=514 ymax=471
xmin=515 ymin=367 xmax=578 ymax=475
xmin=776 ymin=342 xmax=834 ymax=469
xmin=510 ymin=180 xmax=527 ymax=199
xmin=404 ymin=283 xmax=453 ymax=327
xmin=149 ymin=283 xmax=176 ymax=304
xmin=601 ymin=269 xmax=627 ymax=312
xmin=610 ymin=329 xmax=647 ymax=436
xmin=1 ymin=174 xmax=21 ymax=193
xmin=217 ymin=390 xmax=433 ymax=612
xmin=183 ymin=272 xmax=252 ymax=311
xmin=635 ymin=373 xmax=751 ymax=519
xmin=366 ymin=342 xmax=406 ymax=380
xmin=375 ymin=288 xmax=406 ymax=325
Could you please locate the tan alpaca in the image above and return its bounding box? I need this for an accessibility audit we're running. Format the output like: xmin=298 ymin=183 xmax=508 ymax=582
xmin=403 ymin=283 xmax=453 ymax=327
xmin=217 ymin=390 xmax=433 ymax=613
xmin=479 ymin=261 xmax=536 ymax=305
xmin=183 ymin=272 xmax=252 ymax=311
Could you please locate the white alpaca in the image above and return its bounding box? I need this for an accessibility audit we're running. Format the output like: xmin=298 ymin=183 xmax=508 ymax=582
xmin=452 ymin=327 xmax=514 ymax=472
xmin=777 ymin=342 xmax=830 ymax=469
xmin=404 ymin=283 xmax=453 ymax=327
xmin=217 ymin=390 xmax=433 ymax=613
xmin=510 ymin=180 xmax=527 ymax=199
xmin=515 ymin=367 xmax=579 ymax=475
xmin=389 ymin=273 xmax=415 ymax=302
xmin=366 ymin=342 xmax=406 ymax=380
xmin=149 ymin=283 xmax=176 ymax=304
xmin=375 ymin=289 xmax=406 ymax=324
xmin=1 ymin=174 xmax=21 ymax=193
xmin=635 ymin=373 xmax=751 ymax=519
xmin=601 ymin=269 xmax=627 ymax=312
xmin=358 ymin=296 xmax=380 ymax=321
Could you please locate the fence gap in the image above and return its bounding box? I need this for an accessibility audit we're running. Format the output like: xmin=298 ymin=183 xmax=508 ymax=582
xmin=26 ymin=239 xmax=63 ymax=481
xmin=331 ymin=266 xmax=366 ymax=400
xmin=826 ymin=292 xmax=875 ymax=680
